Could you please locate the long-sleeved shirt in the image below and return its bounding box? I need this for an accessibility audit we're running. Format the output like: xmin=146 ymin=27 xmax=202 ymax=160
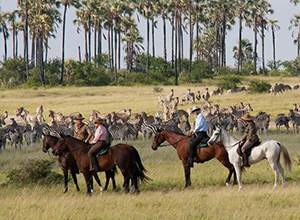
xmin=193 ymin=113 xmax=208 ymax=133
xmin=91 ymin=125 xmax=107 ymax=144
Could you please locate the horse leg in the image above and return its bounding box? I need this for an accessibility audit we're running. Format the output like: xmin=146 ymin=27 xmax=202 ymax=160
xmin=215 ymin=156 xmax=237 ymax=186
xmin=268 ymin=160 xmax=279 ymax=188
xmin=92 ymin=172 xmax=103 ymax=193
xmin=70 ymin=168 xmax=80 ymax=191
xmin=233 ymin=164 xmax=242 ymax=190
xmin=63 ymin=169 xmax=69 ymax=193
xmin=104 ymin=171 xmax=111 ymax=191
xmin=120 ymin=169 xmax=130 ymax=193
xmin=183 ymin=162 xmax=191 ymax=188
xmin=277 ymin=162 xmax=285 ymax=186
xmin=82 ymin=171 xmax=93 ymax=195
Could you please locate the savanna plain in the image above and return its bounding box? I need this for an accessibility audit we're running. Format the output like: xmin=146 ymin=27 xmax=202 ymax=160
xmin=1 ymin=76 xmax=300 ymax=220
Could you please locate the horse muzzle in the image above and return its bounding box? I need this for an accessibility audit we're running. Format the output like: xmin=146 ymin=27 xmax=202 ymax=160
xmin=151 ymin=145 xmax=158 ymax=151
xmin=52 ymin=150 xmax=62 ymax=156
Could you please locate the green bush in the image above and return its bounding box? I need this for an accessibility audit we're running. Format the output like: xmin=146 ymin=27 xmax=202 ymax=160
xmin=0 ymin=57 xmax=27 ymax=87
xmin=215 ymin=66 xmax=238 ymax=76
xmin=217 ymin=75 xmax=242 ymax=90
xmin=6 ymin=159 xmax=63 ymax=186
xmin=240 ymin=62 xmax=256 ymax=75
xmin=248 ymin=80 xmax=271 ymax=93
xmin=190 ymin=60 xmax=213 ymax=83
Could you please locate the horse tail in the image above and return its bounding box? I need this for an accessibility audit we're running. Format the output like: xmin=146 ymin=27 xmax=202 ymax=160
xmin=129 ymin=146 xmax=151 ymax=183
xmin=278 ymin=142 xmax=292 ymax=172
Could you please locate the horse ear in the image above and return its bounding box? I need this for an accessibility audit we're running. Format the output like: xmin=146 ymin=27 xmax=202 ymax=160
xmin=156 ymin=127 xmax=162 ymax=133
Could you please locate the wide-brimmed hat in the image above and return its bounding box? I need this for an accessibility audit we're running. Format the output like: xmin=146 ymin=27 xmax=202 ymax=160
xmin=94 ymin=117 xmax=104 ymax=124
xmin=191 ymin=106 xmax=201 ymax=113
xmin=242 ymin=113 xmax=252 ymax=121
xmin=75 ymin=114 xmax=85 ymax=120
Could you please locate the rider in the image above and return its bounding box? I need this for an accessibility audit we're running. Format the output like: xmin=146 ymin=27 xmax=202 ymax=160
xmin=74 ymin=114 xmax=92 ymax=143
xmin=240 ymin=113 xmax=259 ymax=167
xmin=186 ymin=106 xmax=208 ymax=168
xmin=88 ymin=117 xmax=108 ymax=172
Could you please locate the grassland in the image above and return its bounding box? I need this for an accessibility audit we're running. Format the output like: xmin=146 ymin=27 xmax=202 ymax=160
xmin=1 ymin=77 xmax=300 ymax=219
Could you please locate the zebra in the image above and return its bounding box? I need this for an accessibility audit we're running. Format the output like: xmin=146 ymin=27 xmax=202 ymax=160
xmin=141 ymin=122 xmax=161 ymax=140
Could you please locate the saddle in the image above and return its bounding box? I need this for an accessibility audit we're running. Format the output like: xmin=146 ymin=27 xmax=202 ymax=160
xmin=236 ymin=140 xmax=261 ymax=157
xmin=189 ymin=135 xmax=210 ymax=149
xmin=95 ymin=143 xmax=111 ymax=157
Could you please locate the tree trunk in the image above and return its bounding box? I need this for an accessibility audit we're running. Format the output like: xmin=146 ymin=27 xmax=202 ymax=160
xmin=78 ymin=46 xmax=81 ymax=62
xmin=221 ymin=5 xmax=226 ymax=67
xmin=114 ymin=29 xmax=117 ymax=82
xmin=238 ymin=10 xmax=242 ymax=71
xmin=60 ymin=4 xmax=67 ymax=84
xmin=214 ymin=9 xmax=219 ymax=68
xmin=178 ymin=13 xmax=182 ymax=73
xmin=108 ymin=29 xmax=111 ymax=71
xmin=152 ymin=17 xmax=155 ymax=57
xmin=98 ymin=22 xmax=102 ymax=57
xmin=171 ymin=16 xmax=174 ymax=68
xmin=118 ymin=32 xmax=121 ymax=70
xmin=175 ymin=12 xmax=178 ymax=86
xmin=88 ymin=16 xmax=91 ymax=62
xmin=94 ymin=23 xmax=97 ymax=60
xmin=272 ymin=27 xmax=276 ymax=69
xmin=85 ymin=28 xmax=88 ymax=62
xmin=189 ymin=0 xmax=193 ymax=74
xmin=38 ymin=35 xmax=45 ymax=87
xmin=196 ymin=12 xmax=199 ymax=63
xmin=24 ymin=0 xmax=29 ymax=79
xmin=261 ymin=19 xmax=266 ymax=75
xmin=147 ymin=15 xmax=150 ymax=72
xmin=163 ymin=16 xmax=167 ymax=61
xmin=253 ymin=12 xmax=257 ymax=74
xmin=31 ymin=34 xmax=35 ymax=66
xmin=12 ymin=21 xmax=16 ymax=59
xmin=3 ymin=31 xmax=8 ymax=61
xmin=110 ymin=25 xmax=114 ymax=75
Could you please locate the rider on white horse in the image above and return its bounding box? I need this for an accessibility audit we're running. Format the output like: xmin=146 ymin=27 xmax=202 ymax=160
xmin=186 ymin=106 xmax=208 ymax=168
xmin=240 ymin=113 xmax=259 ymax=167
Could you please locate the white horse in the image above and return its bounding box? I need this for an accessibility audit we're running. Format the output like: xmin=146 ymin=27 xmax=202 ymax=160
xmin=207 ymin=127 xmax=292 ymax=190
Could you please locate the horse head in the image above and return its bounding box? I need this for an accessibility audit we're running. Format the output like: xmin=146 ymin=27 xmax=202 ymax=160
xmin=151 ymin=128 xmax=165 ymax=150
xmin=52 ymin=138 xmax=67 ymax=156
xmin=42 ymin=135 xmax=58 ymax=153
xmin=207 ymin=126 xmax=221 ymax=146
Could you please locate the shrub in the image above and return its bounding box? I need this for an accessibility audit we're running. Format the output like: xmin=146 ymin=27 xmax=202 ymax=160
xmin=6 ymin=159 xmax=63 ymax=186
xmin=0 ymin=57 xmax=27 ymax=87
xmin=215 ymin=66 xmax=238 ymax=76
xmin=190 ymin=60 xmax=213 ymax=83
xmin=248 ymin=80 xmax=271 ymax=93
xmin=217 ymin=75 xmax=242 ymax=90
xmin=240 ymin=62 xmax=256 ymax=75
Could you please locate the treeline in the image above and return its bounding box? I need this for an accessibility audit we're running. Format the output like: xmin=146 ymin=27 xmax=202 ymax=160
xmin=1 ymin=0 xmax=300 ymax=87
xmin=1 ymin=54 xmax=300 ymax=88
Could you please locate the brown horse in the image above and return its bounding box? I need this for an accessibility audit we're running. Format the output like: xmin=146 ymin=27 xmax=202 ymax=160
xmin=42 ymin=135 xmax=117 ymax=193
xmin=52 ymin=135 xmax=149 ymax=194
xmin=151 ymin=129 xmax=237 ymax=188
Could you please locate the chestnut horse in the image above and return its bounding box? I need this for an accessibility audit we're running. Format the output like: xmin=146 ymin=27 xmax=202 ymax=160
xmin=151 ymin=129 xmax=236 ymax=188
xmin=52 ymin=135 xmax=149 ymax=194
xmin=42 ymin=134 xmax=117 ymax=193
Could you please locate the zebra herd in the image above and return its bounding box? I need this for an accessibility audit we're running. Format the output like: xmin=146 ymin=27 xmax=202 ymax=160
xmin=1 ymin=99 xmax=300 ymax=150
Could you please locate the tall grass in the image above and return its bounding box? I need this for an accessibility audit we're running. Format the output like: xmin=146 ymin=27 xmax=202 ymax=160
xmin=1 ymin=78 xmax=300 ymax=219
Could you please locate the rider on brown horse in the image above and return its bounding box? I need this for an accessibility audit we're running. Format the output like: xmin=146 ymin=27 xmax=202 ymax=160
xmin=88 ymin=117 xmax=109 ymax=172
xmin=186 ymin=106 xmax=208 ymax=168
xmin=240 ymin=113 xmax=259 ymax=167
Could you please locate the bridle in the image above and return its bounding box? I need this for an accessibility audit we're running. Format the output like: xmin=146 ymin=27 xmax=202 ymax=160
xmin=154 ymin=131 xmax=188 ymax=148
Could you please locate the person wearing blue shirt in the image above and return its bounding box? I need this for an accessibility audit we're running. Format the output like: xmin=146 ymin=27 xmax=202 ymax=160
xmin=186 ymin=106 xmax=208 ymax=168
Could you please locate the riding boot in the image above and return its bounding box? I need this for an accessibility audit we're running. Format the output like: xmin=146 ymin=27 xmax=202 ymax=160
xmin=89 ymin=155 xmax=99 ymax=172
xmin=242 ymin=152 xmax=250 ymax=167
xmin=185 ymin=146 xmax=194 ymax=168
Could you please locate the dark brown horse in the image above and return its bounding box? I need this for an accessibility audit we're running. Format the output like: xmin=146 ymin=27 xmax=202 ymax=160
xmin=151 ymin=129 xmax=237 ymax=188
xmin=52 ymin=135 xmax=149 ymax=194
xmin=42 ymin=135 xmax=116 ymax=193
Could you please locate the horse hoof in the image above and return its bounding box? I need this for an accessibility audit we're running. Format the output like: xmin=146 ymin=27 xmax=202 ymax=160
xmin=225 ymin=182 xmax=229 ymax=187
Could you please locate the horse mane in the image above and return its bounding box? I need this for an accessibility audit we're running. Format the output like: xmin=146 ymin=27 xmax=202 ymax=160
xmin=65 ymin=135 xmax=89 ymax=147
xmin=161 ymin=129 xmax=188 ymax=138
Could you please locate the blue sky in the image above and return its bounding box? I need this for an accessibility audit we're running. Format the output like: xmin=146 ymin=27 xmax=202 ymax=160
xmin=0 ymin=0 xmax=299 ymax=68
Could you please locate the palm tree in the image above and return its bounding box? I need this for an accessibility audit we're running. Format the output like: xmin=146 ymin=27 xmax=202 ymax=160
xmin=268 ymin=19 xmax=280 ymax=70
xmin=257 ymin=0 xmax=274 ymax=75
xmin=59 ymin=0 xmax=80 ymax=84
xmin=7 ymin=10 xmax=18 ymax=59
xmin=232 ymin=38 xmax=253 ymax=67
xmin=0 ymin=12 xmax=9 ymax=61
xmin=289 ymin=13 xmax=300 ymax=56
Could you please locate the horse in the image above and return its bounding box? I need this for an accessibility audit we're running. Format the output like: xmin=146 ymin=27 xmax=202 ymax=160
xmin=51 ymin=135 xmax=149 ymax=194
xmin=42 ymin=134 xmax=117 ymax=193
xmin=207 ymin=127 xmax=292 ymax=190
xmin=151 ymin=129 xmax=236 ymax=188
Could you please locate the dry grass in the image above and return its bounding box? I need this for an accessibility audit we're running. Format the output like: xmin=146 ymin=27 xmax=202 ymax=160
xmin=1 ymin=77 xmax=300 ymax=219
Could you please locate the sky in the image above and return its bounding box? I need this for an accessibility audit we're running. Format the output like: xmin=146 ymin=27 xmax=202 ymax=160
xmin=0 ymin=0 xmax=299 ymax=69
